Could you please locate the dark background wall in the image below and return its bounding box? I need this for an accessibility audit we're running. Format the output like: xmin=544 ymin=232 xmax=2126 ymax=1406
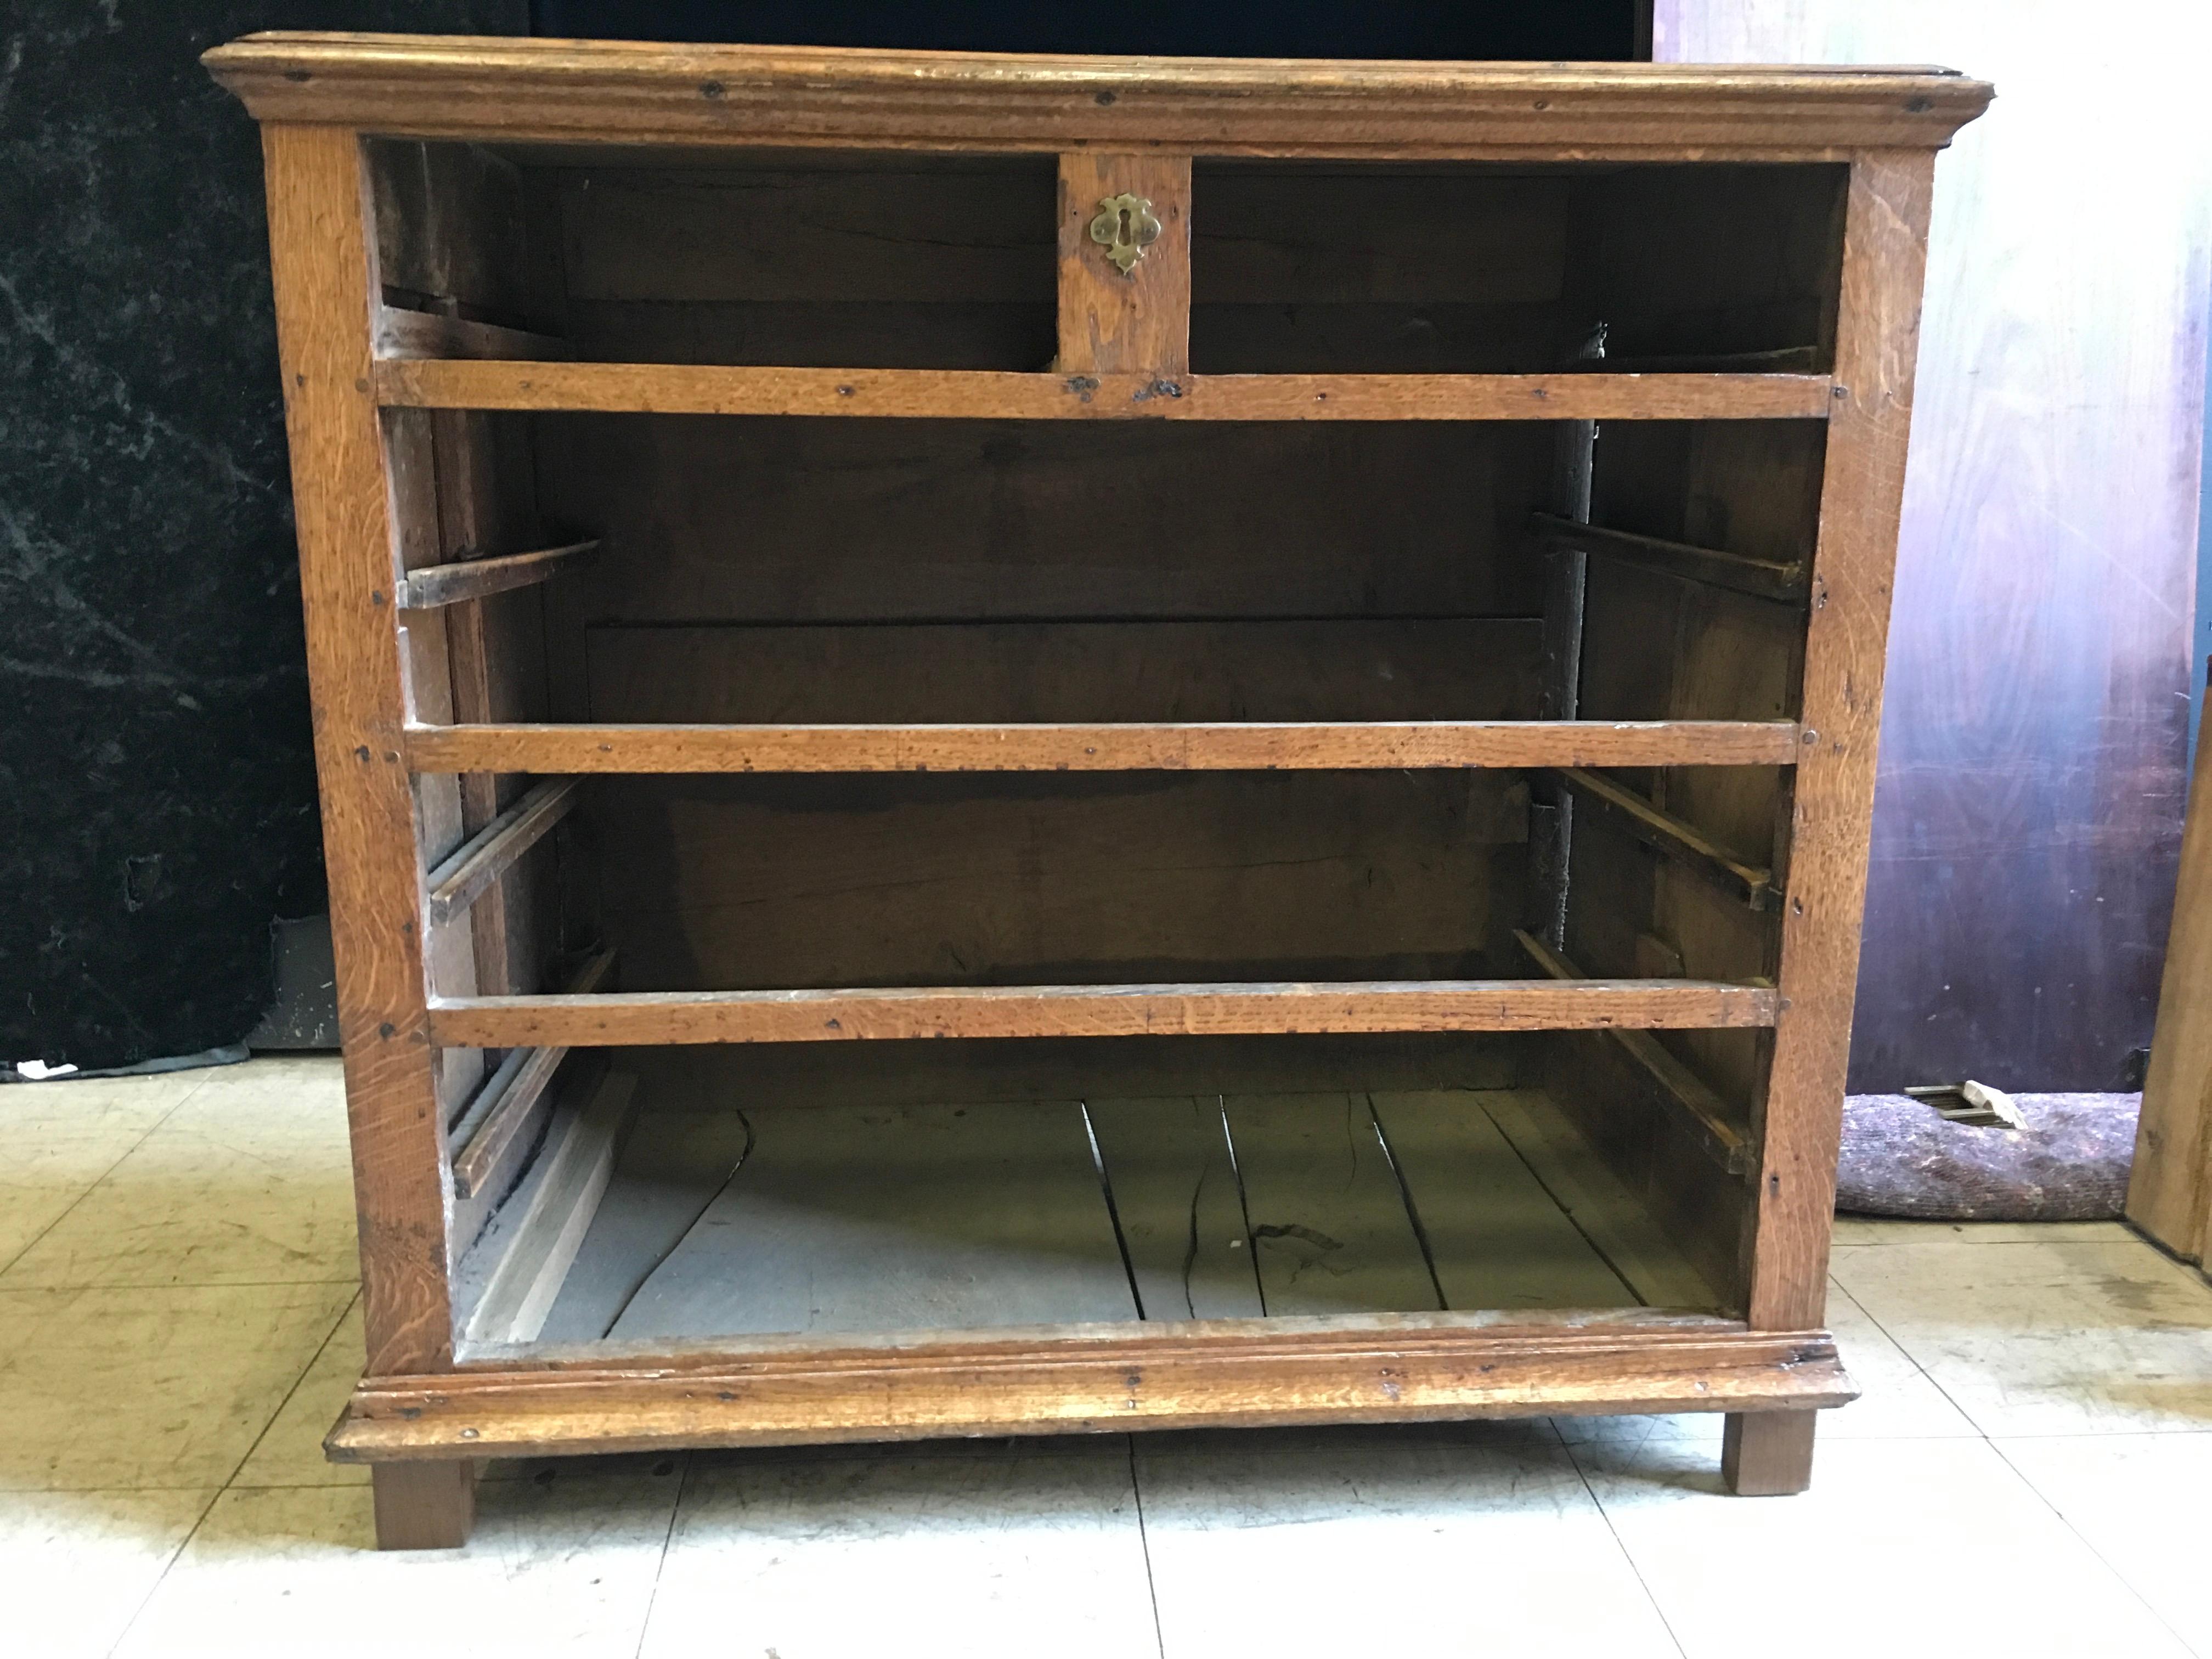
xmin=0 ymin=2 xmax=526 ymax=1071
xmin=528 ymin=2 xmax=1640 ymax=58
xmin=1 ymin=3 xmax=1635 ymax=1071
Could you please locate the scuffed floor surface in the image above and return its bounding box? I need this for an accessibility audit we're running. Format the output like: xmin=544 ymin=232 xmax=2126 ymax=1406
xmin=3 ymin=1056 xmax=2209 ymax=1658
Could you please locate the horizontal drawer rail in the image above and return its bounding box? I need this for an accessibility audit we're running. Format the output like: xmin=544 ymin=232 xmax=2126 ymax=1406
xmin=328 ymin=1316 xmax=1852 ymax=1460
xmin=404 ymin=720 xmax=1805 ymax=774
xmin=425 ymin=976 xmax=1781 ymax=1048
xmin=374 ymin=361 xmax=1836 ymax=422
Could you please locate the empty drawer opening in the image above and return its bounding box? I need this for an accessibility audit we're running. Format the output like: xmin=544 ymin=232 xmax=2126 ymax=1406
xmin=450 ymin=1032 xmax=1743 ymax=1356
xmin=1188 ymin=160 xmax=1846 ymax=375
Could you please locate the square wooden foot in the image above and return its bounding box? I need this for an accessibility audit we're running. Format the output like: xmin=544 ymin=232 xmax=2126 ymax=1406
xmin=371 ymin=1460 xmax=476 ymax=1549
xmin=1722 ymin=1409 xmax=1817 ymax=1495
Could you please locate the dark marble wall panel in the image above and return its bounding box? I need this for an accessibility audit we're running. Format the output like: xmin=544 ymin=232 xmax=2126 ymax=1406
xmin=0 ymin=3 xmax=522 ymax=1070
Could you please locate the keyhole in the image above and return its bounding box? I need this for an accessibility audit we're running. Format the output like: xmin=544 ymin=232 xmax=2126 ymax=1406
xmin=1116 ymin=206 xmax=1133 ymax=243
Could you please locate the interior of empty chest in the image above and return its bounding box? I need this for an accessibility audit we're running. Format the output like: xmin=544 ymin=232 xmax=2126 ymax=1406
xmin=368 ymin=139 xmax=1833 ymax=1358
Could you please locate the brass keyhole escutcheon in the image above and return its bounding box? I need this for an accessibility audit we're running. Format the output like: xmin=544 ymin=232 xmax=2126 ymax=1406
xmin=1090 ymin=193 xmax=1161 ymax=275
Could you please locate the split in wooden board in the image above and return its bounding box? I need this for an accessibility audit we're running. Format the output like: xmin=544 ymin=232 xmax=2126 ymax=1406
xmin=509 ymin=1085 xmax=1724 ymax=1352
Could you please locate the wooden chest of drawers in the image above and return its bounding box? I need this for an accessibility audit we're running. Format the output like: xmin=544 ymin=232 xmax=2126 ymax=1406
xmin=205 ymin=32 xmax=1987 ymax=1547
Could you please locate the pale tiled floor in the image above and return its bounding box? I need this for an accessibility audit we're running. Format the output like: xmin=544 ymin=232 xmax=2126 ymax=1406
xmin=2 ymin=1056 xmax=2207 ymax=1658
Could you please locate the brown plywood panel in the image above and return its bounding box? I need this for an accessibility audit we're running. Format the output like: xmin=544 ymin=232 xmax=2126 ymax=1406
xmin=1654 ymin=4 xmax=2209 ymax=1091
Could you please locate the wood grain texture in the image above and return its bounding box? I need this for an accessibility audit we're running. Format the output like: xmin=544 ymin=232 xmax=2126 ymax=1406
xmin=1369 ymin=1092 xmax=1637 ymax=1311
xmin=366 ymin=137 xmax=532 ymax=320
xmin=336 ymin=1319 xmax=1855 ymax=1458
xmin=555 ymin=160 xmax=1054 ymax=308
xmin=1225 ymin=1094 xmax=1438 ymax=1316
xmin=1086 ymin=1098 xmax=1266 ymax=1321
xmin=458 ymin=1072 xmax=633 ymax=1346
xmin=588 ymin=771 xmax=1523 ymax=994
xmin=260 ymin=124 xmax=453 ymax=1378
xmin=449 ymin=1049 xmax=563 ymax=1201
xmin=369 ymin=1461 xmax=474 ymax=1551
xmin=1191 ymin=167 xmax=1567 ymax=308
xmin=1744 ymin=150 xmax=1936 ymax=1331
xmin=448 ymin=950 xmax=613 ymax=1200
xmin=1722 ymin=1408 xmax=1818 ymax=1495
xmin=429 ymin=399 xmax=559 ymax=999
xmin=607 ymin=1102 xmax=1137 ymax=1340
xmin=404 ymin=720 xmax=1805 ymax=775
xmin=386 ymin=414 xmax=483 ymax=1124
xmin=1477 ymin=1091 xmax=1722 ymax=1309
xmin=202 ymin=36 xmax=1988 ymax=155
xmin=543 ymin=419 xmax=1551 ymax=626
xmin=582 ymin=620 xmax=1542 ymax=724
xmin=223 ymin=40 xmax=1973 ymax=1484
xmin=396 ymin=540 xmax=596 ymax=611
xmin=425 ymin=978 xmax=1781 ymax=1049
xmin=374 ymin=306 xmax=560 ymax=362
xmin=1058 ymin=153 xmax=1190 ymax=377
xmin=1571 ymin=166 xmax=1848 ymax=369
xmin=423 ymin=776 xmax=578 ymax=926
xmin=1555 ymin=766 xmax=1776 ymax=910
xmin=1516 ymin=930 xmax=1754 ymax=1177
xmin=375 ymin=360 xmax=1835 ymax=421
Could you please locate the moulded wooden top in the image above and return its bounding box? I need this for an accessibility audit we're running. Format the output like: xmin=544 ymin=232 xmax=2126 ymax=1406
xmin=202 ymin=33 xmax=1990 ymax=157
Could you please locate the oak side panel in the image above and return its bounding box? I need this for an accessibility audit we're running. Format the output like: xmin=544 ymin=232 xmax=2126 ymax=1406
xmin=262 ymin=123 xmax=454 ymax=1374
xmin=1057 ymin=153 xmax=1191 ymax=377
xmin=1745 ymin=149 xmax=1936 ymax=1329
